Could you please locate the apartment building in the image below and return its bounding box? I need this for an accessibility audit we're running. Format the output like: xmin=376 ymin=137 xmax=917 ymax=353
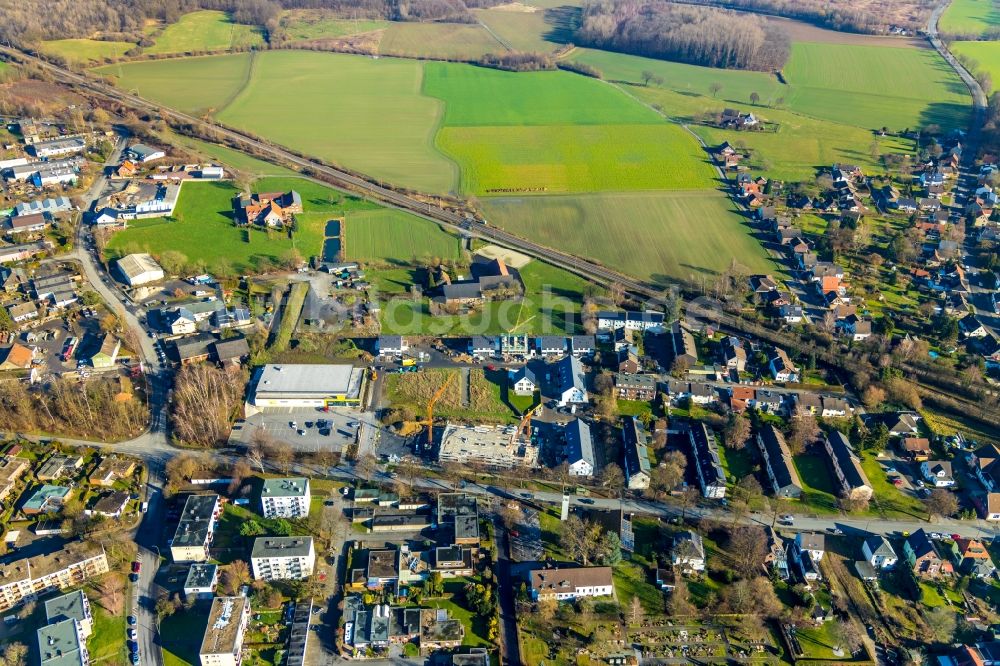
xmin=199 ymin=596 xmax=251 ymax=666
xmin=0 ymin=542 xmax=109 ymax=612
xmin=44 ymin=590 xmax=93 ymax=637
xmin=0 ymin=456 xmax=28 ymax=502
xmin=170 ymin=494 xmax=221 ymax=563
xmin=530 ymin=566 xmax=613 ymax=601
xmin=260 ymin=478 xmax=311 ymax=519
xmin=250 ymin=537 xmax=315 ymax=581
xmin=38 ymin=619 xmax=89 ymax=666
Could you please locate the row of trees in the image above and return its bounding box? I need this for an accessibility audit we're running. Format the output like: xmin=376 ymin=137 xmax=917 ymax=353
xmin=575 ymin=1 xmax=790 ymax=71
xmin=169 ymin=364 xmax=249 ymax=447
xmin=677 ymin=0 xmax=932 ymax=34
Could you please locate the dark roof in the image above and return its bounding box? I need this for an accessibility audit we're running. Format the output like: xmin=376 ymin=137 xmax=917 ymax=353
xmin=622 ymin=416 xmax=651 ymax=478
xmin=565 ymin=418 xmax=594 ymax=468
xmin=825 ymin=430 xmax=870 ymax=491
xmin=212 ymin=336 xmax=249 ymax=362
xmin=690 ymin=422 xmax=726 ymax=491
xmin=758 ymin=425 xmax=802 ymax=494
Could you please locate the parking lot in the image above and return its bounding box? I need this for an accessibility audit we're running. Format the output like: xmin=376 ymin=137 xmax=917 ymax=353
xmin=231 ymin=406 xmax=372 ymax=453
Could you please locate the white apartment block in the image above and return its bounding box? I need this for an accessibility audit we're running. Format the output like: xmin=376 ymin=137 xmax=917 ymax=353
xmin=0 ymin=543 xmax=109 ymax=612
xmin=170 ymin=494 xmax=221 ymax=563
xmin=260 ymin=477 xmax=310 ymax=519
xmin=250 ymin=537 xmax=315 ymax=581
xmin=200 ymin=596 xmax=251 ymax=666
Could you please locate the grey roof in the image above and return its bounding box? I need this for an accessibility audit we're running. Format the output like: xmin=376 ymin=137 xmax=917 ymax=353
xmin=212 ymin=336 xmax=249 ymax=362
xmin=510 ymin=365 xmax=537 ymax=386
xmin=565 ymin=419 xmax=595 ymax=470
xmin=622 ymin=416 xmax=651 ymax=478
xmin=865 ymin=535 xmax=896 ymax=559
xmin=171 ymin=494 xmax=219 ymax=549
xmin=262 ymin=477 xmax=309 ymax=498
xmin=38 ymin=619 xmax=85 ymax=666
xmin=287 ymin=599 xmax=311 ymax=666
xmin=469 ymin=336 xmax=495 ymax=351
xmin=184 ymin=563 xmax=218 ymax=590
xmin=557 ymin=355 xmax=586 ymax=395
xmin=536 ymin=335 xmax=566 ymax=351
xmin=44 ymin=590 xmax=89 ymax=625
xmin=615 ymin=373 xmax=655 ymax=390
xmin=441 ymin=282 xmax=482 ymax=301
xmin=378 ymin=335 xmax=403 ymax=350
xmin=672 ymin=531 xmax=705 ymax=560
xmin=798 ymin=532 xmax=825 ymax=553
xmin=127 ymin=143 xmax=162 ymax=159
xmin=253 ymin=364 xmax=364 ymax=401
xmin=758 ymin=425 xmax=802 ymax=496
xmin=251 ymin=536 xmax=314 ymax=559
xmin=825 ymin=430 xmax=870 ymax=491
xmin=689 ymin=421 xmax=726 ymax=491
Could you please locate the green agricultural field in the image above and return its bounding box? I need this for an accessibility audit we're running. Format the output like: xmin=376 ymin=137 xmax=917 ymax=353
xmin=482 ymin=190 xmax=774 ymax=283
xmin=424 ymin=62 xmax=662 ymax=126
xmin=379 ymin=22 xmax=503 ymax=60
xmin=94 ymin=53 xmax=252 ymax=115
xmin=437 ymin=123 xmax=716 ymax=194
xmin=105 ymin=177 xmax=401 ymax=273
xmin=145 ymin=10 xmax=264 ymax=55
xmin=39 ymin=38 xmax=135 ymax=64
xmin=279 ymin=10 xmax=389 ymax=41
xmin=473 ymin=8 xmax=564 ymax=53
xmin=343 ymin=209 xmax=462 ymax=263
xmin=570 ymin=48 xmax=783 ymax=105
xmin=952 ymin=40 xmax=1000 ymax=92
xmin=781 ymin=41 xmax=970 ymax=130
xmin=940 ymin=0 xmax=1000 ymax=35
xmin=216 ymin=51 xmax=458 ymax=193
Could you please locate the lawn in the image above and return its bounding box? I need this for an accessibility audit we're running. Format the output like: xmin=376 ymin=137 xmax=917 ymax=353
xmin=278 ymin=10 xmax=389 ymax=41
xmin=343 ymin=209 xmax=462 ymax=264
xmin=144 ymin=10 xmax=265 ymax=55
xmin=716 ymin=444 xmax=754 ymax=484
xmin=217 ymin=51 xmax=458 ymax=194
xmin=94 ymin=53 xmax=253 ymax=115
xmin=39 ymin=38 xmax=135 ymax=64
xmin=105 ymin=177 xmax=398 ymax=273
xmin=379 ymin=22 xmax=503 ymax=60
xmin=940 ymin=0 xmax=1000 ymax=35
xmin=781 ymin=41 xmax=970 ymax=131
xmin=952 ymin=40 xmax=1000 ymax=93
xmin=481 ymin=190 xmax=774 ymax=283
xmin=436 ymin=123 xmax=717 ymax=194
xmin=794 ymin=621 xmax=847 ymax=660
xmin=168 ymin=133 xmax=302 ymax=178
xmin=860 ymin=455 xmax=927 ymax=519
xmin=88 ymin=604 xmax=126 ymax=664
xmin=792 ymin=451 xmax=840 ymax=515
xmin=160 ymin=610 xmax=207 ymax=666
xmin=429 ymin=580 xmax=493 ymax=647
xmin=613 ymin=561 xmax=665 ymax=614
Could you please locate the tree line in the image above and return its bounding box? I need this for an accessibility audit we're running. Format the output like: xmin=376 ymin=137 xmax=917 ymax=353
xmin=674 ymin=0 xmax=933 ymax=35
xmin=574 ymin=1 xmax=790 ymax=72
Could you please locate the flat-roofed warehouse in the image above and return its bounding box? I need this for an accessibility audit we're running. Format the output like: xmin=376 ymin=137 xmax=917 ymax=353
xmin=247 ymin=364 xmax=366 ymax=412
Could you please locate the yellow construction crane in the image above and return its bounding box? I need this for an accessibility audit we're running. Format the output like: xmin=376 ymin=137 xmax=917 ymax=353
xmin=420 ymin=372 xmax=455 ymax=450
xmin=513 ymin=403 xmax=541 ymax=445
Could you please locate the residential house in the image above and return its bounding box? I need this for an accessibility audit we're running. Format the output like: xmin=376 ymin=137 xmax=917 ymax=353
xmin=170 ymin=493 xmax=221 ymax=563
xmin=595 ymin=310 xmax=665 ymax=332
xmin=671 ymin=321 xmax=698 ymax=366
xmin=376 ymin=335 xmax=408 ymax=357
xmin=36 ymin=454 xmax=83 ymax=481
xmin=234 ymin=190 xmax=302 ymax=227
xmin=756 ymin=425 xmax=803 ymax=498
xmin=535 ymin=336 xmax=566 ymax=357
xmin=87 ymin=456 xmax=136 ymax=487
xmin=960 ymin=315 xmax=990 ymax=339
xmin=837 ymin=314 xmax=872 ymax=341
xmin=555 ymin=355 xmax=587 ymax=406
xmin=689 ymin=422 xmax=726 ymax=499
xmin=613 ymin=373 xmax=655 ymax=401
xmin=823 ymin=430 xmax=872 ymax=502
xmin=768 ymin=347 xmax=799 ymax=382
xmin=8 ymin=212 xmax=49 ymax=236
xmin=622 ymin=416 xmax=651 ymax=490
xmin=862 ymin=535 xmax=897 ymax=569
xmin=570 ymin=335 xmax=596 ymax=357
xmin=509 ymin=366 xmax=537 ymax=396
xmin=86 ymin=334 xmax=120 ymax=369
xmin=22 ymin=485 xmax=71 ymax=515
xmin=950 ymin=538 xmax=996 ymax=578
xmin=985 ymin=493 xmax=1000 ymax=521
xmin=0 ymin=343 xmax=33 ymax=371
xmin=565 ymin=418 xmax=595 ymax=477
xmin=530 ymin=566 xmax=613 ymax=601
xmin=901 ymin=437 xmax=931 ymax=461
xmin=904 ymin=529 xmax=952 ymax=578
xmin=792 ymin=532 xmax=824 ymax=581
xmin=0 ymin=456 xmax=29 ymax=503
xmin=721 ymin=336 xmax=747 ymax=372
xmin=211 ymin=336 xmax=250 ymax=367
xmin=84 ymin=491 xmax=130 ymax=518
xmin=7 ymin=301 xmax=38 ymax=324
xmin=671 ymin=531 xmax=706 ymax=572
xmin=920 ymin=460 xmax=955 ymax=487
xmin=165 ymin=308 xmax=197 ymax=335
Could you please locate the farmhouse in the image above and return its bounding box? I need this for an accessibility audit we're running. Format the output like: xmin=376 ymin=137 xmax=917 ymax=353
xmin=756 ymin=425 xmax=802 ymax=498
xmin=530 ymin=566 xmax=613 ymax=601
xmin=114 ymin=253 xmax=164 ymax=286
xmin=622 ymin=416 xmax=651 ymax=490
xmin=247 ymin=364 xmax=366 ymax=410
xmin=564 ymin=418 xmax=595 ymax=477
xmin=437 ymin=258 xmax=522 ymax=306
xmin=234 ymin=190 xmax=303 ymax=227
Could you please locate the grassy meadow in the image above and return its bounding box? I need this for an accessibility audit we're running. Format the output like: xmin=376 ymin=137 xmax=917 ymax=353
xmin=343 ymin=209 xmax=462 ymax=263
xmin=940 ymin=0 xmax=1000 ymax=35
xmin=39 ymin=38 xmax=135 ymax=64
xmin=473 ymin=8 xmax=564 ymax=53
xmin=481 ymin=190 xmax=774 ymax=283
xmin=94 ymin=53 xmax=252 ymax=115
xmin=952 ymin=40 xmax=1000 ymax=92
xmin=168 ymin=133 xmax=302 ymax=178
xmin=145 ymin=10 xmax=264 ymax=55
xmin=379 ymin=22 xmax=503 ymax=60
xmin=216 ymin=51 xmax=458 ymax=193
xmin=278 ymin=10 xmax=389 ymax=41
